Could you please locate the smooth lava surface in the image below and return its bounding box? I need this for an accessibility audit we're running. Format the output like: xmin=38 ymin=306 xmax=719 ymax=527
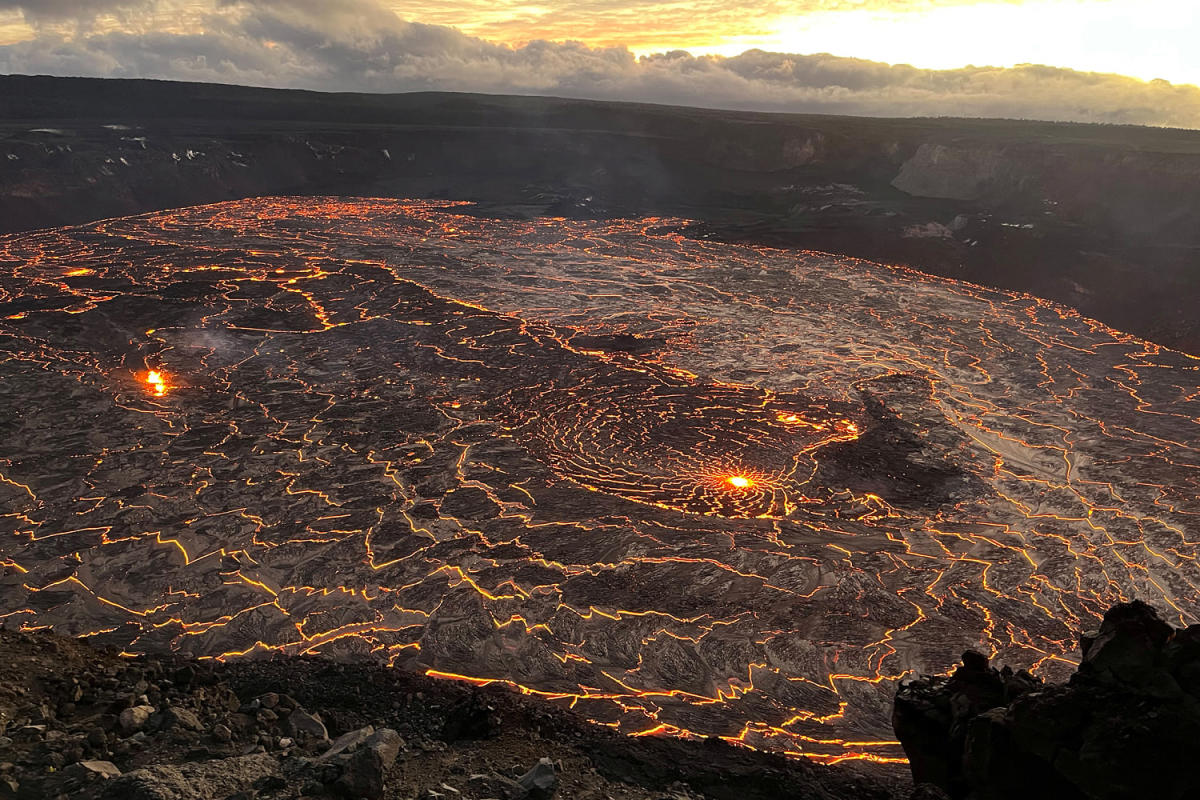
xmin=2 ymin=197 xmax=1200 ymax=764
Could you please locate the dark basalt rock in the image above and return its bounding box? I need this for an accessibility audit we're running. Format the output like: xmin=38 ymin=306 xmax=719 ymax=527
xmin=894 ymin=601 xmax=1200 ymax=800
xmin=892 ymin=649 xmax=1037 ymax=795
xmin=516 ymin=757 xmax=558 ymax=800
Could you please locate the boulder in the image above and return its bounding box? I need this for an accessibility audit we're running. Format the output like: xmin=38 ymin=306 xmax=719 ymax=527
xmin=335 ymin=748 xmax=384 ymax=799
xmin=364 ymin=728 xmax=403 ymax=768
xmin=332 ymin=728 xmax=402 ymax=800
xmin=119 ymin=705 xmax=155 ymax=734
xmin=160 ymin=706 xmax=202 ymax=732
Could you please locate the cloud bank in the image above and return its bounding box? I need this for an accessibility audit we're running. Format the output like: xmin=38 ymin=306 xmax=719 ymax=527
xmin=1 ymin=0 xmax=1198 ymax=128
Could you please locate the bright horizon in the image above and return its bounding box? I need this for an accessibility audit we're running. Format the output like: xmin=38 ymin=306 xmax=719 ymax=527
xmin=1 ymin=0 xmax=1198 ymax=128
xmin=388 ymin=0 xmax=1197 ymax=87
xmin=1 ymin=0 xmax=1196 ymax=86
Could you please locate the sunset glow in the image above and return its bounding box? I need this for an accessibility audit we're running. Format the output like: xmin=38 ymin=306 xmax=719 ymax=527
xmin=385 ymin=0 xmax=1200 ymax=86
xmin=0 ymin=1 xmax=1195 ymax=87
xmin=1 ymin=0 xmax=1196 ymax=126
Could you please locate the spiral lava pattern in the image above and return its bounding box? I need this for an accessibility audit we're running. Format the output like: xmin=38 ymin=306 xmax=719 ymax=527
xmin=3 ymin=197 xmax=1200 ymax=767
xmin=506 ymin=369 xmax=861 ymax=518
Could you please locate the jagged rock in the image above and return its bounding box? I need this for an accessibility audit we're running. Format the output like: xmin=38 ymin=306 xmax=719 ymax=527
xmin=318 ymin=725 xmax=375 ymax=761
xmin=210 ymin=723 xmax=232 ymax=743
xmin=517 ymin=758 xmax=558 ymax=800
xmin=160 ymin=707 xmax=202 ymax=732
xmin=365 ymin=728 xmax=403 ymax=767
xmin=336 ymin=749 xmax=386 ymax=798
xmin=332 ymin=728 xmax=402 ymax=800
xmin=893 ymin=649 xmax=1017 ymax=794
xmin=286 ymin=709 xmax=328 ymax=741
xmin=1079 ymin=600 xmax=1183 ymax=699
xmin=897 ymin=601 xmax=1200 ymax=800
xmin=101 ymin=753 xmax=280 ymax=800
xmin=119 ymin=705 xmax=155 ymax=734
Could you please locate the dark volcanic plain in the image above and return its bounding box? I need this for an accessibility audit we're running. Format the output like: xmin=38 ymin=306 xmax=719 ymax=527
xmin=2 ymin=197 xmax=1199 ymax=772
xmin=6 ymin=76 xmax=1200 ymax=352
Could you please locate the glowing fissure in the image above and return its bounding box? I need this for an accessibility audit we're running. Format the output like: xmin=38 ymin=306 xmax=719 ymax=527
xmin=1 ymin=197 xmax=1199 ymax=766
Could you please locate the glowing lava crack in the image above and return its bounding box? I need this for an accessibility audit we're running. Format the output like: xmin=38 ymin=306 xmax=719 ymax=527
xmin=500 ymin=371 xmax=865 ymax=519
xmin=2 ymin=197 xmax=1199 ymax=767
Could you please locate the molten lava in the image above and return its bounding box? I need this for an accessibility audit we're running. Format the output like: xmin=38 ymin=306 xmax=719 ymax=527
xmin=3 ymin=196 xmax=1199 ymax=768
xmin=144 ymin=369 xmax=167 ymax=397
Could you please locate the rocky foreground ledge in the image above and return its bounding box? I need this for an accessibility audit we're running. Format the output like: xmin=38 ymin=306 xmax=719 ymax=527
xmin=0 ymin=632 xmax=902 ymax=800
xmin=5 ymin=601 xmax=1195 ymax=800
xmin=894 ymin=601 xmax=1200 ymax=800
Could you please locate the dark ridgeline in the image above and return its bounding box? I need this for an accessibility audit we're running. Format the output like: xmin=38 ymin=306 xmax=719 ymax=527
xmin=3 ymin=74 xmax=1200 ymax=352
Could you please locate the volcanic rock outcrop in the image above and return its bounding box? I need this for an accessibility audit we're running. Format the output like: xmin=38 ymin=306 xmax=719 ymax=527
xmin=893 ymin=601 xmax=1200 ymax=800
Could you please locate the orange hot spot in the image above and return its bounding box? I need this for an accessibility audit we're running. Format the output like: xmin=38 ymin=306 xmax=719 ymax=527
xmin=65 ymin=268 xmax=94 ymax=277
xmin=144 ymin=370 xmax=168 ymax=397
xmin=726 ymin=475 xmax=753 ymax=489
xmin=778 ymin=413 xmax=802 ymax=424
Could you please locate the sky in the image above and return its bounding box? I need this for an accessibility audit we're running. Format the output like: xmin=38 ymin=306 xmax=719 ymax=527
xmin=1 ymin=0 xmax=1199 ymax=127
